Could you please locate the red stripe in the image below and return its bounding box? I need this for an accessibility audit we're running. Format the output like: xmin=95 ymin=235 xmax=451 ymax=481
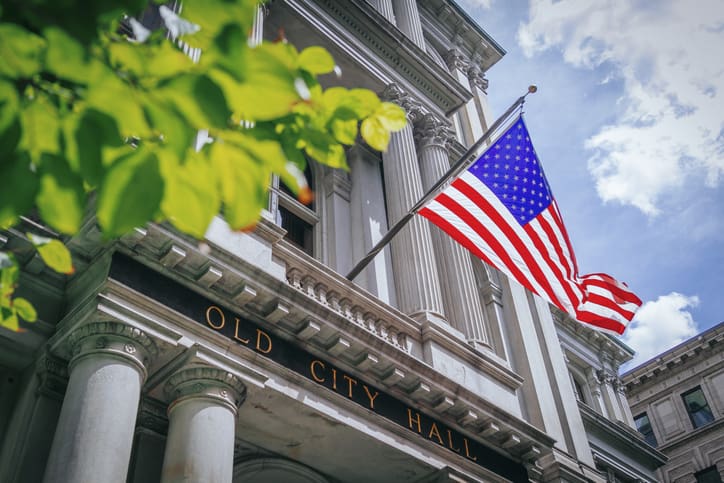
xmin=575 ymin=310 xmax=626 ymax=334
xmin=445 ymin=179 xmax=566 ymax=311
xmin=549 ymin=201 xmax=579 ymax=274
xmin=581 ymin=278 xmax=643 ymax=305
xmin=419 ymin=207 xmax=500 ymax=271
xmin=523 ymin=216 xmax=581 ymax=308
xmin=534 ymin=209 xmax=579 ymax=292
xmin=584 ymin=293 xmax=637 ymax=320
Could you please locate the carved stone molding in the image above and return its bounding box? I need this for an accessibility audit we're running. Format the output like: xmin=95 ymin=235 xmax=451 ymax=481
xmin=467 ymin=63 xmax=489 ymax=93
xmin=67 ymin=321 xmax=158 ymax=379
xmin=380 ymin=83 xmax=424 ymax=123
xmin=36 ymin=352 xmax=69 ymax=400
xmin=414 ymin=112 xmax=455 ymax=151
xmin=165 ymin=366 xmax=247 ymax=415
xmin=443 ymin=48 xmax=469 ymax=73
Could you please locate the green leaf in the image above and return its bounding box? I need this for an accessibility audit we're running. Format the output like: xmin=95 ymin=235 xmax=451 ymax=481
xmin=361 ymin=116 xmax=390 ymax=152
xmin=159 ymin=74 xmax=230 ymax=129
xmin=207 ymin=23 xmax=247 ymax=81
xmin=142 ymin=101 xmax=195 ymax=158
xmin=19 ymin=94 xmax=62 ymax=160
xmin=303 ymin=129 xmax=348 ymax=169
xmin=0 ymin=252 xmax=19 ymax=296
xmin=96 ymin=147 xmax=164 ymax=237
xmin=0 ymin=23 xmax=46 ymax=79
xmin=180 ymin=0 xmax=257 ymax=51
xmin=13 ymin=297 xmax=36 ymax=323
xmin=160 ymin=152 xmax=220 ymax=238
xmin=298 ymin=46 xmax=335 ymax=75
xmin=329 ymin=112 xmax=358 ymax=145
xmin=375 ymin=102 xmax=407 ymax=131
xmin=346 ymin=89 xmax=381 ymax=118
xmin=36 ymin=154 xmax=87 ymax=235
xmin=0 ymin=309 xmax=20 ymax=332
xmin=44 ymin=26 xmax=94 ymax=84
xmin=63 ymin=109 xmax=123 ymax=187
xmin=27 ymin=234 xmax=75 ymax=275
xmin=86 ymin=73 xmax=150 ymax=138
xmin=0 ymin=153 xmax=38 ymax=229
xmin=0 ymin=79 xmax=21 ymax=158
xmin=210 ymin=141 xmax=268 ymax=230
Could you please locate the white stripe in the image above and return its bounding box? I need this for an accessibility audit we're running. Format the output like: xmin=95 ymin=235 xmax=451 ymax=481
xmin=578 ymin=302 xmax=631 ymax=325
xmin=443 ymin=173 xmax=575 ymax=312
xmin=526 ymin=214 xmax=585 ymax=304
xmin=586 ymin=285 xmax=640 ymax=313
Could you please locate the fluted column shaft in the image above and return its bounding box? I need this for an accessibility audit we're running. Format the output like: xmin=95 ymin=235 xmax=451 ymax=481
xmin=43 ymin=322 xmax=157 ymax=483
xmin=381 ymin=85 xmax=445 ymax=321
xmin=391 ymin=0 xmax=425 ymax=49
xmin=416 ymin=115 xmax=490 ymax=346
xmin=367 ymin=0 xmax=396 ymax=23
xmin=161 ymin=367 xmax=247 ymax=483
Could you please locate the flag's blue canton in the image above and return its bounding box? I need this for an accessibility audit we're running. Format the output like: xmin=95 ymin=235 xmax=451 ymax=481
xmin=469 ymin=118 xmax=552 ymax=225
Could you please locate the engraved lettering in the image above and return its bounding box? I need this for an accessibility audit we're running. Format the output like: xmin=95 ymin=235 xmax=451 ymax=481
xmin=463 ymin=438 xmax=477 ymax=461
xmin=343 ymin=375 xmax=357 ymax=398
xmin=206 ymin=305 xmax=225 ymax=329
xmin=363 ymin=385 xmax=379 ymax=409
xmin=310 ymin=360 xmax=325 ymax=383
xmin=255 ymin=328 xmax=272 ymax=354
xmin=331 ymin=368 xmax=337 ymax=390
xmin=447 ymin=429 xmax=461 ymax=453
xmin=407 ymin=409 xmax=422 ymax=433
xmin=233 ymin=317 xmax=250 ymax=344
xmin=428 ymin=423 xmax=444 ymax=445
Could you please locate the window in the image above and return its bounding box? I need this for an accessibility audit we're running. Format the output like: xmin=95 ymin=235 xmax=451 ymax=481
xmin=682 ymin=386 xmax=715 ymax=429
xmin=276 ymin=164 xmax=318 ymax=257
xmin=695 ymin=466 xmax=722 ymax=483
xmin=573 ymin=377 xmax=587 ymax=404
xmin=633 ymin=412 xmax=657 ymax=447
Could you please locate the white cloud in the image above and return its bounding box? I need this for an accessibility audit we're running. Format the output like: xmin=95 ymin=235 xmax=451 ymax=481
xmin=622 ymin=292 xmax=699 ymax=369
xmin=458 ymin=0 xmax=493 ymax=10
xmin=518 ymin=0 xmax=724 ymax=216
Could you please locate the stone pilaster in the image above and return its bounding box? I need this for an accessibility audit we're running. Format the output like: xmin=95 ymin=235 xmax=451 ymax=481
xmin=415 ymin=113 xmax=490 ymax=347
xmin=380 ymin=84 xmax=446 ymax=323
xmin=466 ymin=58 xmax=493 ymax=136
xmin=367 ymin=0 xmax=396 ymax=23
xmin=391 ymin=0 xmax=425 ymax=49
xmin=43 ymin=321 xmax=157 ymax=483
xmin=160 ymin=366 xmax=247 ymax=483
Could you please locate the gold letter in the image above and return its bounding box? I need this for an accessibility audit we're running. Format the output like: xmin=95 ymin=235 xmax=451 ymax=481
xmin=428 ymin=423 xmax=444 ymax=445
xmin=363 ymin=386 xmax=379 ymax=410
xmin=206 ymin=305 xmax=225 ymax=330
xmin=343 ymin=375 xmax=357 ymax=398
xmin=331 ymin=368 xmax=338 ymax=390
xmin=255 ymin=329 xmax=272 ymax=353
xmin=310 ymin=360 xmax=325 ymax=383
xmin=446 ymin=430 xmax=461 ymax=453
xmin=463 ymin=438 xmax=477 ymax=461
xmin=233 ymin=317 xmax=250 ymax=344
xmin=407 ymin=409 xmax=422 ymax=433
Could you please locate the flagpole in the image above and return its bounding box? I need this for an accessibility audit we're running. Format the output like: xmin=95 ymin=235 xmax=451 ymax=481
xmin=345 ymin=85 xmax=537 ymax=281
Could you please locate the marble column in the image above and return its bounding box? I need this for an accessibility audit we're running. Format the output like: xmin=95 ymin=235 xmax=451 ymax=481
xmin=391 ymin=0 xmax=425 ymax=49
xmin=43 ymin=322 xmax=157 ymax=483
xmin=415 ymin=113 xmax=490 ymax=347
xmin=160 ymin=366 xmax=247 ymax=483
xmin=381 ymin=84 xmax=446 ymax=323
xmin=367 ymin=0 xmax=396 ymax=23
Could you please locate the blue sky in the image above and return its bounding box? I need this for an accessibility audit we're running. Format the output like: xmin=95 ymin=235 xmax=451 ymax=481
xmin=459 ymin=0 xmax=724 ymax=367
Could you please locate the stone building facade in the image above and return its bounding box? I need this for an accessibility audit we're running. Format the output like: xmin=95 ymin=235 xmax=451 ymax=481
xmin=0 ymin=1 xmax=665 ymax=482
xmin=622 ymin=322 xmax=724 ymax=483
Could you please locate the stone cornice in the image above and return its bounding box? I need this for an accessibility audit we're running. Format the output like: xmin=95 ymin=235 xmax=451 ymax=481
xmin=621 ymin=321 xmax=723 ymax=388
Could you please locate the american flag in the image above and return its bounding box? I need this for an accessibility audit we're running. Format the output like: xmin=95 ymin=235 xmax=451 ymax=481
xmin=418 ymin=117 xmax=641 ymax=335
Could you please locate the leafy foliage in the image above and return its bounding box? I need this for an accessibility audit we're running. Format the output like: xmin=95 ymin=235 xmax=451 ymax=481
xmin=0 ymin=0 xmax=406 ymax=331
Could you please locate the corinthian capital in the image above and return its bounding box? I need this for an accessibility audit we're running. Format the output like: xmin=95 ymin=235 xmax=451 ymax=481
xmin=414 ymin=113 xmax=455 ymax=151
xmin=381 ymin=83 xmax=424 ymax=123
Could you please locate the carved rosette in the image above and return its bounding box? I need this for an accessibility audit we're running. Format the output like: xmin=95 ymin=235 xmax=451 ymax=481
xmin=380 ymin=83 xmax=424 ymax=123
xmin=467 ymin=63 xmax=489 ymax=93
xmin=414 ymin=113 xmax=455 ymax=151
xmin=67 ymin=321 xmax=158 ymax=380
xmin=164 ymin=366 xmax=247 ymax=415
